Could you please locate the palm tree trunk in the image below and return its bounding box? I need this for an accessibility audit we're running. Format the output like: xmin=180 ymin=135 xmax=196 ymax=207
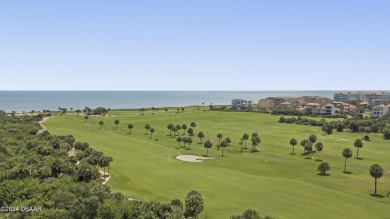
xmin=292 ymin=146 xmax=295 ymax=154
xmin=222 ymin=148 xmax=224 ymax=156
xmin=344 ymin=158 xmax=347 ymax=172
xmin=375 ymin=178 xmax=377 ymax=194
xmin=357 ymin=148 xmax=359 ymax=158
xmin=206 ymin=148 xmax=208 ymax=156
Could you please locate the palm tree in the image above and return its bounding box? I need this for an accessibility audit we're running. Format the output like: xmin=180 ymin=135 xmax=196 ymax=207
xmin=187 ymin=137 xmax=193 ymax=149
xmin=128 ymin=124 xmax=133 ymax=134
xmin=190 ymin=122 xmax=196 ymax=128
xmin=145 ymin=124 xmax=151 ymax=134
xmin=114 ymin=120 xmax=120 ymax=130
xmin=251 ymin=135 xmax=261 ymax=152
xmin=185 ymin=190 xmax=204 ymax=218
xmin=342 ymin=148 xmax=352 ymax=173
xmin=290 ymin=138 xmax=297 ymax=154
xmin=217 ymin=133 xmax=223 ymax=146
xmin=167 ymin=123 xmax=174 ymax=136
xmin=301 ymin=139 xmax=310 ymax=153
xmin=354 ymin=139 xmax=363 ymax=159
xmin=198 ymin=132 xmax=204 ymax=143
xmin=171 ymin=126 xmax=178 ymax=137
xmin=176 ymin=137 xmax=182 ymax=147
xmin=181 ymin=107 xmax=184 ymax=113
xmin=187 ymin=128 xmax=194 ymax=136
xmin=182 ymin=124 xmax=188 ymax=135
xmin=98 ymin=155 xmax=109 ymax=178
xmin=182 ymin=137 xmax=188 ymax=148
xmin=220 ymin=140 xmax=227 ymax=156
xmin=84 ymin=116 xmax=89 ymax=122
xmin=165 ymin=108 xmax=168 ymax=114
xmin=242 ymin=133 xmax=249 ymax=149
xmin=99 ymin=121 xmax=104 ymax=129
xmin=312 ymin=142 xmax=324 ymax=158
xmin=369 ymin=164 xmax=383 ymax=195
xmin=239 ymin=138 xmax=244 ymax=152
xmin=175 ymin=124 xmax=181 ymax=135
xmin=150 ymin=128 xmax=155 ymax=139
xmin=225 ymin=137 xmax=231 ymax=145
xmin=204 ymin=140 xmax=212 ymax=156
xmin=309 ymin=134 xmax=317 ymax=144
xmin=317 ymin=162 xmax=330 ymax=175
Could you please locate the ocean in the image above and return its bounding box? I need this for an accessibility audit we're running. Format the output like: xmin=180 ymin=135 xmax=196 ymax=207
xmin=0 ymin=91 xmax=336 ymax=112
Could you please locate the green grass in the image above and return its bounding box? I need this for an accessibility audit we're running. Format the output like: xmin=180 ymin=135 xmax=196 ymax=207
xmin=45 ymin=109 xmax=390 ymax=218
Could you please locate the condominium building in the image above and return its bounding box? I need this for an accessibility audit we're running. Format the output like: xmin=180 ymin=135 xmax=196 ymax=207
xmin=305 ymin=103 xmax=321 ymax=115
xmin=334 ymin=91 xmax=390 ymax=102
xmin=372 ymin=105 xmax=389 ymax=117
xmin=231 ymin=99 xmax=253 ymax=110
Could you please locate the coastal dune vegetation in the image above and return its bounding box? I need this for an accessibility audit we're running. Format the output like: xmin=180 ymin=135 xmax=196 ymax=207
xmin=44 ymin=107 xmax=390 ymax=218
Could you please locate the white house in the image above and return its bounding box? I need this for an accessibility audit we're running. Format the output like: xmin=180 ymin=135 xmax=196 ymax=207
xmin=231 ymin=99 xmax=253 ymax=110
xmin=372 ymin=104 xmax=389 ymax=117
xmin=320 ymin=104 xmax=336 ymax=116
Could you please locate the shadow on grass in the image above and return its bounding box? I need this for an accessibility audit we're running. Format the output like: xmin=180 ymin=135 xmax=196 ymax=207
xmin=343 ymin=171 xmax=353 ymax=174
xmin=317 ymin=173 xmax=331 ymax=176
xmin=315 ymin=159 xmax=323 ymax=162
xmin=304 ymin=157 xmax=312 ymax=160
xmin=355 ymin=157 xmax=364 ymax=160
xmin=197 ymin=143 xmax=203 ymax=145
xmin=370 ymin=194 xmax=385 ymax=198
xmin=289 ymin=153 xmax=296 ymax=155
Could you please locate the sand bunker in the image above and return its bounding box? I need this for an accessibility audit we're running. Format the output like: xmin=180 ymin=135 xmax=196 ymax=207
xmin=176 ymin=155 xmax=215 ymax=162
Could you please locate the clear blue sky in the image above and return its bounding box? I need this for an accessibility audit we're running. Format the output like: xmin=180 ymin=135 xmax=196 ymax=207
xmin=1 ymin=0 xmax=389 ymax=90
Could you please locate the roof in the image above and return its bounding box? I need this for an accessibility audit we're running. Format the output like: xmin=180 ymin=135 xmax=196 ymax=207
xmin=306 ymin=103 xmax=320 ymax=106
xmin=266 ymin=97 xmax=286 ymax=100
xmin=280 ymin=102 xmax=291 ymax=105
xmin=373 ymin=104 xmax=387 ymax=109
xmin=360 ymin=101 xmax=369 ymax=104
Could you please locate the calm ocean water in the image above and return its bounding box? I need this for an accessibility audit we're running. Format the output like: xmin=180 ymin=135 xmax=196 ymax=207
xmin=0 ymin=91 xmax=336 ymax=112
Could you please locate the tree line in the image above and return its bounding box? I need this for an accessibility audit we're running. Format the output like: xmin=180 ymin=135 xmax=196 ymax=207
xmin=279 ymin=116 xmax=390 ymax=139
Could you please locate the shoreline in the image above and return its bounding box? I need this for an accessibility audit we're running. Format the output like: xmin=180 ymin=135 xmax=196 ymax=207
xmin=5 ymin=104 xmax=228 ymax=114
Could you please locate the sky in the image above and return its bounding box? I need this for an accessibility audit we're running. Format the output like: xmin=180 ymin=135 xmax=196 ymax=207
xmin=0 ymin=0 xmax=389 ymax=90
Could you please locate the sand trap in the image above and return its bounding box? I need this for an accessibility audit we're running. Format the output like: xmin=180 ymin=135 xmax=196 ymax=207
xmin=176 ymin=155 xmax=215 ymax=162
xmin=99 ymin=170 xmax=111 ymax=184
